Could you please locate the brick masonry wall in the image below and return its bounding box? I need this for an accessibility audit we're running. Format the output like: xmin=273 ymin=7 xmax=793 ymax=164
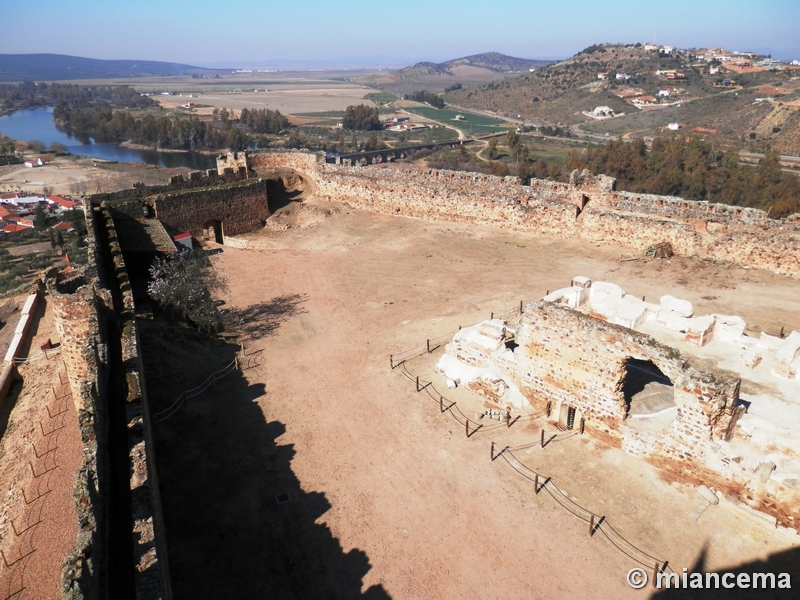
xmin=446 ymin=302 xmax=800 ymax=529
xmin=233 ymin=151 xmax=800 ymax=277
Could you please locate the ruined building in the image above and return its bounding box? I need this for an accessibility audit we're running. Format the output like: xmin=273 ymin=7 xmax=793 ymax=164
xmin=437 ymin=279 xmax=800 ymax=531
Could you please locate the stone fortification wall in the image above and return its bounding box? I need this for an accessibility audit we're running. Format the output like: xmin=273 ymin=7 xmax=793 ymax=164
xmin=230 ymin=150 xmax=800 ymax=277
xmin=106 ymin=179 xmax=269 ymax=241
xmin=54 ymin=200 xmax=171 ymax=599
xmin=89 ymin=168 xmax=248 ymax=205
xmin=149 ymin=180 xmax=268 ymax=238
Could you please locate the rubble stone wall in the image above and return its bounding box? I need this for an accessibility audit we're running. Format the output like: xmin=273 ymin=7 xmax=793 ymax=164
xmin=147 ymin=180 xmax=269 ymax=238
xmin=53 ymin=200 xmax=172 ymax=599
xmin=232 ymin=150 xmax=800 ymax=277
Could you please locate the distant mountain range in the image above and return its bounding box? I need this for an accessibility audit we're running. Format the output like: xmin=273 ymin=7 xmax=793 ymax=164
xmin=0 ymin=54 xmax=215 ymax=82
xmin=398 ymin=52 xmax=554 ymax=76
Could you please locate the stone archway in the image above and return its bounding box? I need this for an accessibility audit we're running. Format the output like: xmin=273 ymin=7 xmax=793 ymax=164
xmin=620 ymin=358 xmax=676 ymax=431
xmin=203 ymin=220 xmax=223 ymax=244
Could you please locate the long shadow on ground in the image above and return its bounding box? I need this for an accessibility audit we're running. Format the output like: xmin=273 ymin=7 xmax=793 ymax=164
xmin=652 ymin=544 xmax=799 ymax=599
xmin=232 ymin=293 xmax=308 ymax=340
xmin=139 ymin=319 xmax=390 ymax=599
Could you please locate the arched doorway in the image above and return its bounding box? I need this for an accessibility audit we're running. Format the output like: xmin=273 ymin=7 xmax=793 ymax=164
xmin=203 ymin=220 xmax=223 ymax=244
xmin=620 ymin=358 xmax=676 ymax=431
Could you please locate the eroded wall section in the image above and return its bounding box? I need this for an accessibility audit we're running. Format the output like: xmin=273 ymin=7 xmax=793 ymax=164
xmin=235 ymin=150 xmax=800 ymax=278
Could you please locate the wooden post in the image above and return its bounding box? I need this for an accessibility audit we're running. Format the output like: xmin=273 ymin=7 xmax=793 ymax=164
xmin=589 ymin=515 xmax=595 ymax=537
xmin=534 ymin=473 xmax=539 ymax=494
xmin=546 ymin=401 xmax=551 ymax=417
xmin=465 ymin=419 xmax=469 ymax=437
xmin=506 ymin=408 xmax=511 ymax=428
xmin=580 ymin=418 xmax=585 ymax=435
xmin=458 ymin=325 xmax=462 ymax=331
xmin=490 ymin=312 xmax=494 ymax=320
xmin=642 ymin=295 xmax=646 ymax=302
xmin=390 ymin=354 xmax=393 ymax=369
xmin=780 ymin=326 xmax=785 ymax=338
xmin=52 ymin=387 xmax=57 ymax=402
xmin=491 ymin=441 xmax=495 ymax=460
xmin=426 ymin=339 xmax=430 ymax=353
xmin=652 ymin=562 xmax=659 ymax=588
xmin=242 ymin=343 xmax=246 ymax=357
xmin=520 ymin=300 xmax=523 ymax=314
xmin=234 ymin=356 xmax=239 ymax=370
xmin=540 ymin=429 xmax=544 ymax=448
xmin=546 ymin=290 xmax=550 ymax=296
xmin=44 ymin=348 xmax=49 ymax=360
xmin=416 ymin=376 xmax=419 ymax=392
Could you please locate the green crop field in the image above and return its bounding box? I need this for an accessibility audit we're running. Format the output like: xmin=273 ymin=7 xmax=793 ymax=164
xmin=363 ymin=91 xmax=399 ymax=104
xmin=403 ymin=106 xmax=510 ymax=133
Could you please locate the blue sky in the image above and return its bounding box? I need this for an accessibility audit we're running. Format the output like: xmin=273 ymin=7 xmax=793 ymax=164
xmin=2 ymin=0 xmax=799 ymax=65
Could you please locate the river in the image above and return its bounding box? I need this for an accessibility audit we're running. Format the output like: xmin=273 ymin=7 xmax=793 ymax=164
xmin=0 ymin=107 xmax=217 ymax=170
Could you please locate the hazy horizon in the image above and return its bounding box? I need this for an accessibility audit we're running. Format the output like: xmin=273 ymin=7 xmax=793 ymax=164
xmin=1 ymin=0 xmax=799 ymax=68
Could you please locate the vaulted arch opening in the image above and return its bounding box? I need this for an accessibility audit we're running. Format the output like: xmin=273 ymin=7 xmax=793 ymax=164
xmin=621 ymin=358 xmax=676 ymax=431
xmin=202 ymin=220 xmax=223 ymax=244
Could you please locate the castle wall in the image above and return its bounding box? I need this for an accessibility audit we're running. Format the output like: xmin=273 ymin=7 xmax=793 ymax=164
xmin=147 ymin=180 xmax=269 ymax=239
xmin=234 ymin=150 xmax=800 ymax=278
xmin=54 ymin=200 xmax=172 ymax=599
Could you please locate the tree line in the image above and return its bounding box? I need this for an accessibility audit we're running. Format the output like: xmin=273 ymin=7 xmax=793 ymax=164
xmin=54 ymin=104 xmax=250 ymax=150
xmin=0 ymin=81 xmax=155 ymax=115
xmin=510 ymin=135 xmax=800 ymax=219
xmin=342 ymin=105 xmax=381 ymax=131
xmin=238 ymin=107 xmax=289 ymax=134
xmin=403 ymin=90 xmax=445 ymax=109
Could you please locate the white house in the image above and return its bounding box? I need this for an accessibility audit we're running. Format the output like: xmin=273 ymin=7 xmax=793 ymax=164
xmin=667 ymin=122 xmax=682 ymax=131
xmin=24 ymin=158 xmax=43 ymax=168
xmin=658 ymin=89 xmax=671 ymax=98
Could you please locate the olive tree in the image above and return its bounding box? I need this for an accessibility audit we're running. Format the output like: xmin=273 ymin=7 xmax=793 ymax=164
xmin=147 ymin=248 xmax=229 ymax=334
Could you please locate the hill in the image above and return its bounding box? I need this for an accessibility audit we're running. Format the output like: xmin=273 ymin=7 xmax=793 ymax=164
xmin=444 ymin=43 xmax=800 ymax=149
xmin=0 ymin=54 xmax=215 ymax=82
xmin=398 ymin=52 xmax=552 ymax=77
xmin=360 ymin=52 xmax=554 ymax=96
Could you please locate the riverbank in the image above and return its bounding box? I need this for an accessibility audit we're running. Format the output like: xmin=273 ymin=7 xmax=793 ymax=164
xmin=119 ymin=140 xmax=223 ymax=155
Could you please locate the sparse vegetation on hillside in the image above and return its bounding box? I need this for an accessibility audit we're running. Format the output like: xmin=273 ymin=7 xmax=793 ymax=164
xmin=0 ymin=53 xmax=212 ymax=83
xmin=399 ymin=53 xmax=552 ymax=78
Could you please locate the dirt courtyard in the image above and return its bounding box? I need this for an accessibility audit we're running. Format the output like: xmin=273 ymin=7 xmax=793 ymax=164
xmin=145 ymin=200 xmax=800 ymax=599
xmin=0 ymin=157 xmax=195 ymax=197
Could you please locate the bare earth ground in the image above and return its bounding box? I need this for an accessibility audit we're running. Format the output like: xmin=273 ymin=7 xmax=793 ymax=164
xmin=0 ymin=157 xmax=194 ymax=197
xmin=0 ymin=298 xmax=81 ymax=600
xmin=157 ymin=85 xmax=377 ymax=116
xmin=143 ymin=199 xmax=800 ymax=599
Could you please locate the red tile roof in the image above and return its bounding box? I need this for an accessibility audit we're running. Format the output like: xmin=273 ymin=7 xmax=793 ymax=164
xmin=1 ymin=223 xmax=30 ymax=233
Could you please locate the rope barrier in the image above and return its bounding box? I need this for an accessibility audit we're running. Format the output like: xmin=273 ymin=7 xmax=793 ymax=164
xmin=156 ymin=347 xmax=242 ymax=422
xmin=392 ymin=318 xmax=673 ymax=574
xmin=499 ymin=450 xmax=670 ymax=570
xmin=12 ymin=346 xmax=62 ymax=365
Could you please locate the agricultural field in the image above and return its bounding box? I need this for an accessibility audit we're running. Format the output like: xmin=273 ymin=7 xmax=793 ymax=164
xmin=401 ymin=105 xmax=511 ymax=134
